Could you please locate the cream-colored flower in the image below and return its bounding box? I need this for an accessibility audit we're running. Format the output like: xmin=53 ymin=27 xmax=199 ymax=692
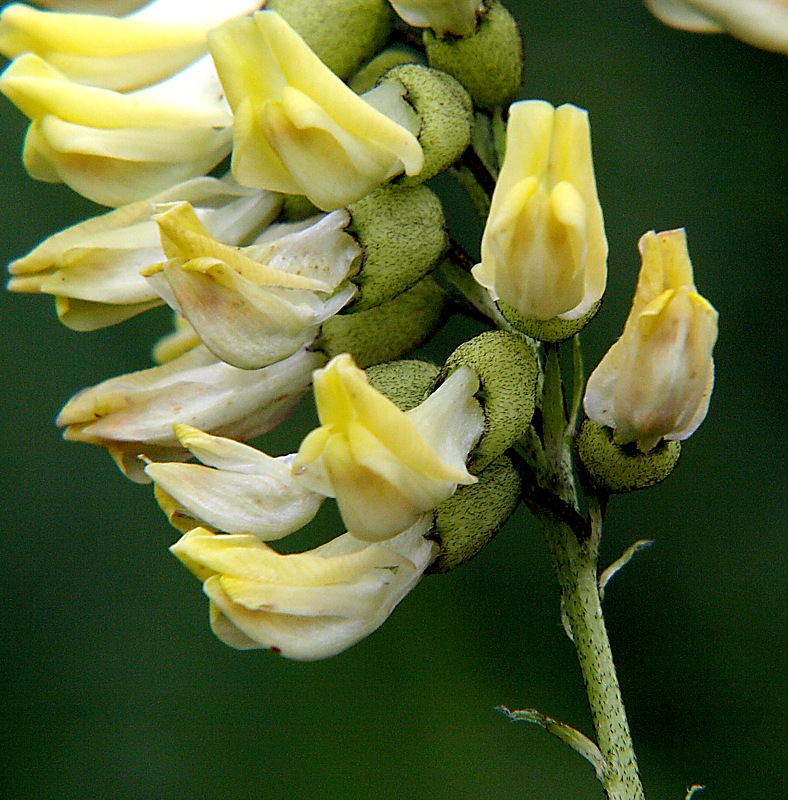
xmin=145 ymin=425 xmax=325 ymax=539
xmin=645 ymin=0 xmax=788 ymax=54
xmin=0 ymin=53 xmax=232 ymax=205
xmin=388 ymin=0 xmax=483 ymax=36
xmin=472 ymin=100 xmax=607 ymax=321
xmin=143 ymin=202 xmax=359 ymax=369
xmin=170 ymin=519 xmax=437 ymax=660
xmin=293 ymin=354 xmax=483 ymax=541
xmin=7 ymin=174 xmax=281 ymax=330
xmin=584 ymin=229 xmax=718 ymax=452
xmin=0 ymin=1 xmax=264 ymax=91
xmin=57 ymin=345 xmax=325 ymax=481
xmin=209 ymin=10 xmax=424 ymax=210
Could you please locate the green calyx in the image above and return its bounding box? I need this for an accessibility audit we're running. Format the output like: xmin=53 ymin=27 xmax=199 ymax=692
xmin=267 ymin=0 xmax=393 ymax=80
xmin=423 ymin=0 xmax=523 ymax=111
xmin=365 ymin=360 xmax=440 ymax=411
xmin=575 ymin=419 xmax=682 ymax=493
xmin=498 ymin=300 xmax=602 ymax=343
xmin=349 ymin=48 xmax=422 ymax=94
xmin=429 ymin=453 xmax=522 ymax=574
xmin=379 ymin=64 xmax=473 ymax=183
xmin=347 ymin=183 xmax=447 ymax=311
xmin=440 ymin=330 xmax=539 ymax=472
xmin=315 ymin=275 xmax=448 ymax=368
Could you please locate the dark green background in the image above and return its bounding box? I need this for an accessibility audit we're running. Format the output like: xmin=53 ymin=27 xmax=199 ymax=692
xmin=1 ymin=2 xmax=785 ymax=798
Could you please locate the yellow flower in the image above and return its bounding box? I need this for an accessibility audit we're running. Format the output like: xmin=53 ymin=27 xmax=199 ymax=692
xmin=0 ymin=52 xmax=232 ymax=205
xmin=584 ymin=229 xmax=718 ymax=452
xmin=293 ymin=354 xmax=483 ymax=541
xmin=7 ymin=174 xmax=281 ymax=330
xmin=645 ymin=0 xmax=788 ymax=55
xmin=0 ymin=0 xmax=263 ymax=90
xmin=144 ymin=201 xmax=359 ymax=369
xmin=208 ymin=10 xmax=424 ymax=210
xmin=388 ymin=0 xmax=483 ymax=36
xmin=472 ymin=100 xmax=607 ymax=321
xmin=170 ymin=521 xmax=437 ymax=660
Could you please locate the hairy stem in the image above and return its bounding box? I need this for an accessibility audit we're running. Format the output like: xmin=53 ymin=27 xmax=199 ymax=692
xmin=539 ymin=343 xmax=645 ymax=800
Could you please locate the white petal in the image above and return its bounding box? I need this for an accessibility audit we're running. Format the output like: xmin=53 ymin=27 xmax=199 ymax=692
xmin=145 ymin=461 xmax=324 ymax=539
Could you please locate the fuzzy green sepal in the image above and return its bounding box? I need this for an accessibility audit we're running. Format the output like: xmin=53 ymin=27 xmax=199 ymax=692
xmin=349 ymin=47 xmax=422 ymax=94
xmin=314 ymin=275 xmax=448 ymax=368
xmin=440 ymin=330 xmax=538 ymax=471
xmin=576 ymin=419 xmax=681 ymax=493
xmin=428 ymin=453 xmax=521 ymax=574
xmin=379 ymin=64 xmax=473 ymax=183
xmin=498 ymin=300 xmax=602 ymax=343
xmin=267 ymin=0 xmax=393 ymax=80
xmin=423 ymin=1 xmax=523 ymax=110
xmin=346 ymin=184 xmax=447 ymax=311
xmin=365 ymin=360 xmax=440 ymax=411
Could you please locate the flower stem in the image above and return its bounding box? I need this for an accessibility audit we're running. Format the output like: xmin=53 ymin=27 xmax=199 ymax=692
xmin=539 ymin=343 xmax=645 ymax=800
xmin=542 ymin=518 xmax=645 ymax=800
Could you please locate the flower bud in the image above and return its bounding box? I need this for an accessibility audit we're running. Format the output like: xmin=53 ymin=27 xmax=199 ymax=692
xmin=423 ymin=0 xmax=523 ymax=110
xmin=209 ymin=10 xmax=423 ymax=211
xmin=575 ymin=419 xmax=681 ymax=493
xmin=315 ymin=274 xmax=448 ymax=368
xmin=429 ymin=453 xmax=521 ymax=573
xmin=293 ymin=354 xmax=483 ymax=541
xmin=266 ymin=0 xmax=393 ymax=80
xmin=472 ymin=101 xmax=607 ymax=332
xmin=347 ymin=183 xmax=447 ymax=311
xmin=584 ymin=229 xmax=718 ymax=452
xmin=440 ymin=330 xmax=539 ymax=471
xmin=380 ymin=63 xmax=473 ymax=183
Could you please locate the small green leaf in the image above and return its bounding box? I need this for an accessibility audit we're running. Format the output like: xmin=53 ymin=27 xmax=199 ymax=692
xmin=598 ymin=539 xmax=654 ymax=601
xmin=496 ymin=706 xmax=607 ymax=781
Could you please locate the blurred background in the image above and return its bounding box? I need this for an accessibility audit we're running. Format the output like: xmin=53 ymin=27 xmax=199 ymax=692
xmin=0 ymin=2 xmax=785 ymax=798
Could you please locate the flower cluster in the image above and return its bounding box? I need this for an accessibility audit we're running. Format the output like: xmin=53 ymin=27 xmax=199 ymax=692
xmin=2 ymin=0 xmax=719 ymax=661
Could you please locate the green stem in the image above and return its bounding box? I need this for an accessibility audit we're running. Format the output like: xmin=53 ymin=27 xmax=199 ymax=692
xmin=539 ymin=344 xmax=645 ymax=800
